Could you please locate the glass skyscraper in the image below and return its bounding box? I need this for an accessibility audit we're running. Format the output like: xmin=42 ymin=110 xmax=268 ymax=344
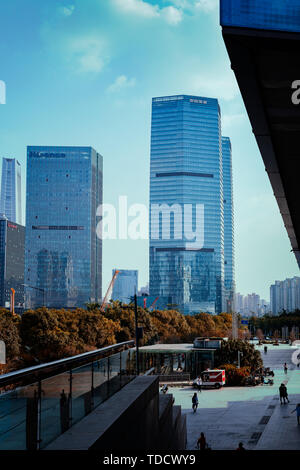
xmin=25 ymin=146 xmax=103 ymax=309
xmin=221 ymin=0 xmax=300 ymax=34
xmin=222 ymin=137 xmax=235 ymax=311
xmin=149 ymin=95 xmax=232 ymax=315
xmin=0 ymin=158 xmax=22 ymax=225
xmin=111 ymin=269 xmax=138 ymax=304
xmin=0 ymin=215 xmax=25 ymax=312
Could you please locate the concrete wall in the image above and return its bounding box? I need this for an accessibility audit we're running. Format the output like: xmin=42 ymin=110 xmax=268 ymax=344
xmin=46 ymin=376 xmax=186 ymax=451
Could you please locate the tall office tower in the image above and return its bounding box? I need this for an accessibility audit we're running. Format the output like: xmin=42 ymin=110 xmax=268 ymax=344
xmin=25 ymin=146 xmax=103 ymax=309
xmin=222 ymin=137 xmax=235 ymax=312
xmin=111 ymin=269 xmax=138 ymax=304
xmin=149 ymin=95 xmax=225 ymax=315
xmin=0 ymin=158 xmax=22 ymax=224
xmin=0 ymin=215 xmax=25 ymax=313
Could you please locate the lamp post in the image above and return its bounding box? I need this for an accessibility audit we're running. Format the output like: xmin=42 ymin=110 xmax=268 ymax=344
xmin=134 ymin=292 xmax=140 ymax=375
xmin=237 ymin=351 xmax=243 ymax=369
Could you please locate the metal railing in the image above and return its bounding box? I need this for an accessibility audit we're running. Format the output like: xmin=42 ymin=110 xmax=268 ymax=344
xmin=0 ymin=341 xmax=135 ymax=450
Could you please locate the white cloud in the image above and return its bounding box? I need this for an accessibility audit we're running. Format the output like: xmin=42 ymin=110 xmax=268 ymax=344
xmin=107 ymin=75 xmax=136 ymax=93
xmin=112 ymin=0 xmax=160 ymax=18
xmin=66 ymin=36 xmax=108 ymax=73
xmin=58 ymin=4 xmax=75 ymax=17
xmin=189 ymin=70 xmax=239 ymax=101
xmin=194 ymin=0 xmax=219 ymax=12
xmin=161 ymin=6 xmax=183 ymax=25
xmin=112 ymin=0 xmax=183 ymax=25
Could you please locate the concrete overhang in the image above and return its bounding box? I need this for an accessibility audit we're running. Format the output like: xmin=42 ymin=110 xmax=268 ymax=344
xmin=220 ymin=1 xmax=300 ymax=268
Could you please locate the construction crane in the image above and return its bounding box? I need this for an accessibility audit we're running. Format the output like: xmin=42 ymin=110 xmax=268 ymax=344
xmin=149 ymin=296 xmax=159 ymax=312
xmin=100 ymin=270 xmax=120 ymax=312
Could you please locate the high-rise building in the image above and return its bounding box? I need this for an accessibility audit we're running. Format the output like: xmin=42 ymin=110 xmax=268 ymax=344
xmin=270 ymin=277 xmax=300 ymax=315
xmin=149 ymin=95 xmax=231 ymax=315
xmin=111 ymin=269 xmax=138 ymax=304
xmin=0 ymin=215 xmax=25 ymax=312
xmin=0 ymin=158 xmax=22 ymax=224
xmin=235 ymin=291 xmax=270 ymax=317
xmin=222 ymin=137 xmax=235 ymax=311
xmin=25 ymin=146 xmax=103 ymax=309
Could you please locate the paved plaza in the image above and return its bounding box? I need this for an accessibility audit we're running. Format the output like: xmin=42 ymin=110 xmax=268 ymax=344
xmin=170 ymin=343 xmax=300 ymax=450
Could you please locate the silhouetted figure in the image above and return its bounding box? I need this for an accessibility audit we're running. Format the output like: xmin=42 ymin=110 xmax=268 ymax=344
xmin=197 ymin=432 xmax=207 ymax=450
xmin=192 ymin=393 xmax=199 ymax=413
xmin=236 ymin=442 xmax=246 ymax=451
xmin=279 ymin=383 xmax=289 ymax=404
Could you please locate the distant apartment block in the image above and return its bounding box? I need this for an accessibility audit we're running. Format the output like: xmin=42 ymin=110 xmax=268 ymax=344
xmin=111 ymin=270 xmax=138 ymax=304
xmin=270 ymin=277 xmax=300 ymax=315
xmin=235 ymin=292 xmax=269 ymax=317
xmin=0 ymin=158 xmax=22 ymax=224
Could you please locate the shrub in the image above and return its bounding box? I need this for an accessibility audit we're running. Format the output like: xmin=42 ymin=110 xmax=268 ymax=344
xmin=218 ymin=364 xmax=250 ymax=386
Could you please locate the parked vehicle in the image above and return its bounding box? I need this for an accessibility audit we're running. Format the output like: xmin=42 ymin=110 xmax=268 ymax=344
xmin=201 ymin=370 xmax=225 ymax=389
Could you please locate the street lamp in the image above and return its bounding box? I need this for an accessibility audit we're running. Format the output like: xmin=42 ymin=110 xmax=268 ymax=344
xmin=237 ymin=351 xmax=243 ymax=369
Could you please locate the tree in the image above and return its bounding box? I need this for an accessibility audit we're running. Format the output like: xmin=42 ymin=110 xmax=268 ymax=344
xmin=215 ymin=339 xmax=263 ymax=371
xmin=0 ymin=309 xmax=21 ymax=359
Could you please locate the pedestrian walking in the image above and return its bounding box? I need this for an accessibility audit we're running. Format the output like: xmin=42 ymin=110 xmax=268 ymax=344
xmin=264 ymin=346 xmax=268 ymax=354
xmin=197 ymin=432 xmax=206 ymax=450
xmin=197 ymin=376 xmax=202 ymax=392
xmin=236 ymin=442 xmax=246 ymax=451
xmin=192 ymin=392 xmax=199 ymax=413
xmin=284 ymin=362 xmax=288 ymax=374
xmin=291 ymin=403 xmax=300 ymax=425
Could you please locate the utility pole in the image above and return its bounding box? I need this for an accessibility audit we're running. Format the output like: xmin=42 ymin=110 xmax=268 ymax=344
xmin=134 ymin=292 xmax=140 ymax=375
xmin=232 ymin=310 xmax=238 ymax=340
xmin=237 ymin=351 xmax=243 ymax=369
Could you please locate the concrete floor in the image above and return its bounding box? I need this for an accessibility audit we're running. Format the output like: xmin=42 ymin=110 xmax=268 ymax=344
xmin=169 ymin=343 xmax=300 ymax=450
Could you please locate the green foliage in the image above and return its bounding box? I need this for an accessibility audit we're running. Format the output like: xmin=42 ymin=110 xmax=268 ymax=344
xmin=249 ymin=310 xmax=300 ymax=335
xmin=215 ymin=339 xmax=263 ymax=371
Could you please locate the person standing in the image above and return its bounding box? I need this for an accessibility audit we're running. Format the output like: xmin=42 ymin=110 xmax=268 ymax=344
xmin=291 ymin=403 xmax=300 ymax=424
xmin=192 ymin=393 xmax=199 ymax=413
xmin=284 ymin=362 xmax=288 ymax=374
xmin=279 ymin=383 xmax=288 ymax=404
xmin=197 ymin=376 xmax=203 ymax=392
xmin=197 ymin=432 xmax=207 ymax=450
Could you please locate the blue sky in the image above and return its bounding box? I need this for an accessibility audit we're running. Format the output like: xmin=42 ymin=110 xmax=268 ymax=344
xmin=0 ymin=0 xmax=298 ymax=300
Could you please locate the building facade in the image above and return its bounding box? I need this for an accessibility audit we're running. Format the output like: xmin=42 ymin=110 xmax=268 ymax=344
xmin=111 ymin=269 xmax=138 ymax=304
xmin=25 ymin=146 xmax=103 ymax=309
xmin=0 ymin=215 xmax=25 ymax=312
xmin=270 ymin=277 xmax=300 ymax=315
xmin=222 ymin=137 xmax=235 ymax=311
xmin=0 ymin=158 xmax=22 ymax=225
xmin=149 ymin=95 xmax=230 ymax=315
